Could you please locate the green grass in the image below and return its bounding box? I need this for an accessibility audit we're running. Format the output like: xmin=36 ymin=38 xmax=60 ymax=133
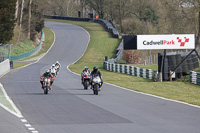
xmin=11 ymin=40 xmax=35 ymax=55
xmin=13 ymin=27 xmax=54 ymax=69
xmin=34 ymin=27 xmax=54 ymax=55
xmin=194 ymin=62 xmax=200 ymax=72
xmin=13 ymin=63 xmax=29 ymax=69
xmin=22 ymin=27 xmax=54 ymax=59
xmin=135 ymin=64 xmax=158 ymax=70
xmin=46 ymin=19 xmax=120 ymax=70
xmin=47 ymin=19 xmax=200 ymax=106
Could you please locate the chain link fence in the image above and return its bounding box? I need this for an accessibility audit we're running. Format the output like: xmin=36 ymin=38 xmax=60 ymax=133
xmin=0 ymin=30 xmax=43 ymax=62
xmin=0 ymin=44 xmax=12 ymax=62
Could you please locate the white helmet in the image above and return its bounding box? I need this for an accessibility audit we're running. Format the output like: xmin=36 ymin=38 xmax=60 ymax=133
xmin=52 ymin=64 xmax=55 ymax=67
xmin=84 ymin=66 xmax=88 ymax=70
xmin=56 ymin=61 xmax=59 ymax=64
xmin=46 ymin=69 xmax=51 ymax=74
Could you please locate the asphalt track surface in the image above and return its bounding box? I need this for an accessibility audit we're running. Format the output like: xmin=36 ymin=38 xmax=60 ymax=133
xmin=0 ymin=21 xmax=200 ymax=133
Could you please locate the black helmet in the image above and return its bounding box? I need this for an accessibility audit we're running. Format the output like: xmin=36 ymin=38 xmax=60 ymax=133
xmin=93 ymin=66 xmax=98 ymax=71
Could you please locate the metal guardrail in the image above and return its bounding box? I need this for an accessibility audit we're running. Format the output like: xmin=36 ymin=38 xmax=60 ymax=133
xmin=104 ymin=61 xmax=158 ymax=81
xmin=190 ymin=71 xmax=200 ymax=85
xmin=2 ymin=31 xmax=44 ymax=61
xmin=44 ymin=15 xmax=119 ymax=38
xmin=107 ymin=39 xmax=123 ymax=63
xmin=44 ymin=14 xmax=122 ymax=64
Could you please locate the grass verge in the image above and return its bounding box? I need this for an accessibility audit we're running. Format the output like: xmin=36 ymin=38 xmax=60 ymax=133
xmin=13 ymin=27 xmax=54 ymax=69
xmin=48 ymin=19 xmax=200 ymax=106
xmin=11 ymin=40 xmax=35 ymax=55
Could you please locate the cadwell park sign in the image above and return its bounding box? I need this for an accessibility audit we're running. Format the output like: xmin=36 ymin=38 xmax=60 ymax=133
xmin=137 ymin=34 xmax=195 ymax=50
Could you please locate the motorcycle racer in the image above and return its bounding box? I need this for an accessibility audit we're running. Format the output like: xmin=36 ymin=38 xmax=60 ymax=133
xmin=40 ymin=70 xmax=55 ymax=90
xmin=55 ymin=61 xmax=61 ymax=68
xmin=55 ymin=61 xmax=61 ymax=74
xmin=81 ymin=66 xmax=90 ymax=84
xmin=50 ymin=64 xmax=56 ymax=76
xmin=90 ymin=66 xmax=103 ymax=89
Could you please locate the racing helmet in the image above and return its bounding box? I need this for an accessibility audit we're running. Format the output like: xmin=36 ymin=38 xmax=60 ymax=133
xmin=46 ymin=69 xmax=51 ymax=74
xmin=84 ymin=66 xmax=88 ymax=71
xmin=93 ymin=66 xmax=98 ymax=72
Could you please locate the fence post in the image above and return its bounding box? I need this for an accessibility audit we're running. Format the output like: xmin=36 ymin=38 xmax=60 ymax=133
xmin=122 ymin=65 xmax=125 ymax=74
xmin=197 ymin=72 xmax=200 ymax=85
xmin=129 ymin=66 xmax=132 ymax=75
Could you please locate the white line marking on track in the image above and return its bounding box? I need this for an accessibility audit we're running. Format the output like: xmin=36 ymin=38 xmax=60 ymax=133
xmin=66 ymin=24 xmax=90 ymax=74
xmin=25 ymin=124 xmax=31 ymax=127
xmin=105 ymin=82 xmax=200 ymax=109
xmin=21 ymin=119 xmax=27 ymax=123
xmin=0 ymin=83 xmax=22 ymax=117
xmin=32 ymin=131 xmax=39 ymax=133
xmin=28 ymin=128 xmax=35 ymax=131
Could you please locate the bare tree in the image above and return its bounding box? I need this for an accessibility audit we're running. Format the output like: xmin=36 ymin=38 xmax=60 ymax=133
xmin=86 ymin=0 xmax=106 ymax=18
xmin=79 ymin=0 xmax=89 ymax=17
xmin=27 ymin=0 xmax=32 ymax=39
xmin=19 ymin=0 xmax=24 ymax=30
xmin=15 ymin=0 xmax=19 ymax=20
xmin=162 ymin=0 xmax=199 ymax=47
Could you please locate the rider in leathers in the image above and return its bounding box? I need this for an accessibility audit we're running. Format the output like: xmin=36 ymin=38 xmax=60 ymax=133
xmin=40 ymin=70 xmax=55 ymax=90
xmin=90 ymin=66 xmax=103 ymax=89
xmin=55 ymin=61 xmax=61 ymax=74
xmin=81 ymin=66 xmax=90 ymax=84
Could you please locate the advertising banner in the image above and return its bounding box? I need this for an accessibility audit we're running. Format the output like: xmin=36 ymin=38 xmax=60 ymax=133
xmin=137 ymin=34 xmax=195 ymax=50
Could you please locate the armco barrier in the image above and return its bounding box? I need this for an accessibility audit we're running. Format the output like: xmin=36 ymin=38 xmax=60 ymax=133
xmin=0 ymin=59 xmax=10 ymax=76
xmin=190 ymin=71 xmax=200 ymax=85
xmin=2 ymin=31 xmax=44 ymax=61
xmin=44 ymin=15 xmax=122 ymax=62
xmin=104 ymin=61 xmax=157 ymax=81
xmin=44 ymin=15 xmax=119 ymax=38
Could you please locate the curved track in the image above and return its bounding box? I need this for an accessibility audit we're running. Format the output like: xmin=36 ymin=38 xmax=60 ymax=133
xmin=0 ymin=21 xmax=200 ymax=133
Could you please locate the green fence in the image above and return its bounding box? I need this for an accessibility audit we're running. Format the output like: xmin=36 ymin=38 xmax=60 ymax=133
xmin=104 ymin=61 xmax=157 ymax=81
xmin=3 ymin=31 xmax=44 ymax=61
xmin=190 ymin=71 xmax=200 ymax=85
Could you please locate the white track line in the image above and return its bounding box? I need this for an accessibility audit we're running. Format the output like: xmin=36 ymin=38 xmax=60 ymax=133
xmin=25 ymin=124 xmax=31 ymax=127
xmin=21 ymin=119 xmax=27 ymax=123
xmin=28 ymin=128 xmax=35 ymax=131
xmin=105 ymin=82 xmax=200 ymax=109
xmin=0 ymin=83 xmax=22 ymax=117
xmin=66 ymin=25 xmax=90 ymax=75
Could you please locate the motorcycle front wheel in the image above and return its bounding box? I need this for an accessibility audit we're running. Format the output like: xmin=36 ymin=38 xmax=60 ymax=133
xmin=93 ymin=85 xmax=99 ymax=95
xmin=44 ymin=85 xmax=48 ymax=95
xmin=84 ymin=81 xmax=89 ymax=90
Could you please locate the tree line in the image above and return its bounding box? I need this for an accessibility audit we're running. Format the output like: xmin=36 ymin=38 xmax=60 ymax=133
xmin=1 ymin=0 xmax=200 ymax=48
xmin=0 ymin=0 xmax=44 ymax=44
xmin=42 ymin=0 xmax=200 ymax=47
